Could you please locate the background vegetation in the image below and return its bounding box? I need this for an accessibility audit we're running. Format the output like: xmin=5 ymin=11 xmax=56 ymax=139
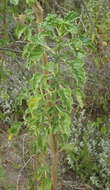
xmin=0 ymin=0 xmax=110 ymax=190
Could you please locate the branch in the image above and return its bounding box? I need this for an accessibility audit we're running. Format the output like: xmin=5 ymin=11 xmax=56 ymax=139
xmin=0 ymin=47 xmax=22 ymax=53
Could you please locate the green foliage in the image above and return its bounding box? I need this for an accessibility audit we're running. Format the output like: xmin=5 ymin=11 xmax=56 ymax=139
xmin=80 ymin=0 xmax=110 ymax=65
xmin=67 ymin=113 xmax=110 ymax=190
xmin=1 ymin=1 xmax=110 ymax=190
xmin=15 ymin=10 xmax=87 ymax=189
xmin=8 ymin=121 xmax=22 ymax=140
xmin=26 ymin=0 xmax=37 ymax=5
xmin=10 ymin=0 xmax=19 ymax=5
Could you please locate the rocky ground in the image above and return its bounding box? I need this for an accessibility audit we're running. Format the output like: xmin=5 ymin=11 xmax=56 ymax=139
xmin=0 ymin=127 xmax=93 ymax=190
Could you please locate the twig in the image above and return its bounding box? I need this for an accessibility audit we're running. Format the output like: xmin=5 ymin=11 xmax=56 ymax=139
xmin=16 ymin=154 xmax=36 ymax=190
xmin=62 ymin=180 xmax=93 ymax=190
xmin=54 ymin=1 xmax=68 ymax=14
xmin=0 ymin=47 xmax=22 ymax=53
xmin=79 ymin=14 xmax=87 ymax=33
xmin=22 ymin=134 xmax=28 ymax=165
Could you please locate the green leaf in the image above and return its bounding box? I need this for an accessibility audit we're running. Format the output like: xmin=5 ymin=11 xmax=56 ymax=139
xmin=42 ymin=62 xmax=56 ymax=72
xmin=62 ymin=143 xmax=73 ymax=152
xmin=26 ymin=0 xmax=36 ymax=4
xmin=58 ymin=87 xmax=73 ymax=112
xmin=71 ymin=58 xmax=86 ymax=88
xmin=75 ymin=89 xmax=84 ymax=108
xmin=25 ymin=27 xmax=32 ymax=40
xmin=23 ymin=43 xmax=44 ymax=62
xmin=61 ymin=112 xmax=71 ymax=135
xmin=57 ymin=111 xmax=71 ymax=135
xmin=10 ymin=0 xmax=19 ymax=5
xmin=16 ymin=25 xmax=27 ymax=39
xmin=72 ymin=39 xmax=83 ymax=50
xmin=77 ymin=52 xmax=85 ymax=59
xmin=0 ymin=111 xmax=5 ymax=120
xmin=101 ymin=126 xmax=108 ymax=135
xmin=28 ymin=95 xmax=41 ymax=110
xmin=30 ymin=73 xmax=44 ymax=90
xmin=67 ymin=25 xmax=78 ymax=34
xmin=8 ymin=122 xmax=22 ymax=139
xmin=65 ymin=11 xmax=79 ymax=22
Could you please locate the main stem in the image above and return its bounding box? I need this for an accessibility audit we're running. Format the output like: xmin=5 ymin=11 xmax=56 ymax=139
xmin=49 ymin=134 xmax=59 ymax=190
xmin=33 ymin=2 xmax=59 ymax=190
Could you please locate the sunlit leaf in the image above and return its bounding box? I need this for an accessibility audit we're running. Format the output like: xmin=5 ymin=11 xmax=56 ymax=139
xmin=26 ymin=0 xmax=36 ymax=4
xmin=62 ymin=143 xmax=73 ymax=152
xmin=10 ymin=0 xmax=19 ymax=5
xmin=76 ymin=89 xmax=84 ymax=108
xmin=16 ymin=25 xmax=27 ymax=39
xmin=28 ymin=96 xmax=41 ymax=110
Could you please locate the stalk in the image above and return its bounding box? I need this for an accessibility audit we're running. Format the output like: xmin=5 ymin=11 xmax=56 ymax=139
xmin=32 ymin=2 xmax=59 ymax=190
